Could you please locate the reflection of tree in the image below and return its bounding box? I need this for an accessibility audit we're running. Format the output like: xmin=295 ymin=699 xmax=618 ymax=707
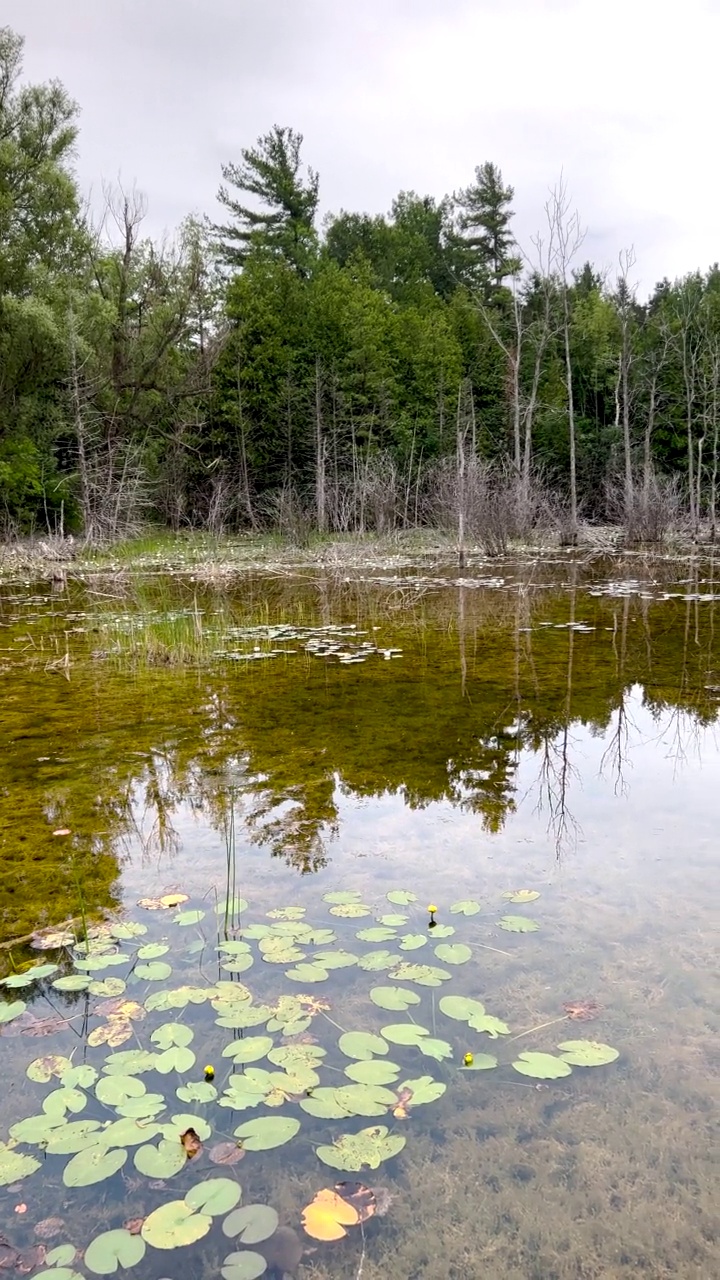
xmin=530 ymin=572 xmax=580 ymax=854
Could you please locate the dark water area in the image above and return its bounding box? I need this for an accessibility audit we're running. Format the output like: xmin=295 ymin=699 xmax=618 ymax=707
xmin=0 ymin=554 xmax=718 ymax=1279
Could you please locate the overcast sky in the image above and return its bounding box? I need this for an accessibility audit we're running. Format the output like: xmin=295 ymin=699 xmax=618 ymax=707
xmin=5 ymin=0 xmax=720 ymax=295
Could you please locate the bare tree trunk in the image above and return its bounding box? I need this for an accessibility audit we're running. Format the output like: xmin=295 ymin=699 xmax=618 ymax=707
xmin=547 ymin=178 xmax=585 ymax=544
xmin=235 ymin=358 xmax=255 ymax=528
xmin=456 ymin=382 xmax=467 ymax=571
xmin=314 ymin=358 xmax=326 ymax=534
xmin=67 ymin=308 xmax=92 ymax=538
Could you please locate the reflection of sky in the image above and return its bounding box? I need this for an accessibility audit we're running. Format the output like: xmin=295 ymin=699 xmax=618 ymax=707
xmin=121 ymin=688 xmax=720 ymax=942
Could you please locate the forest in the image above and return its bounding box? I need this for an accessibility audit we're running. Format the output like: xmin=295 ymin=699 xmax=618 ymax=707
xmin=2 ymin=25 xmax=720 ymax=547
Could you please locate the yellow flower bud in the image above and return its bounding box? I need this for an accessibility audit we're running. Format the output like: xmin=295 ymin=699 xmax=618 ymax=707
xmin=463 ymin=1052 xmax=474 ymax=1067
xmin=204 ymin=1064 xmax=215 ymax=1081
xmin=427 ymin=904 xmax=438 ymax=914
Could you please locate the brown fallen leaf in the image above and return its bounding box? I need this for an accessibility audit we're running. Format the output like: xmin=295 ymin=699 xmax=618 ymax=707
xmin=208 ymin=1141 xmax=245 ymax=1166
xmin=0 ymin=1245 xmax=18 ymax=1271
xmin=392 ymin=1087 xmax=413 ymax=1119
xmin=34 ymin=1219 xmax=65 ymax=1240
xmin=14 ymin=1246 xmax=46 ymax=1275
xmin=180 ymin=1128 xmax=202 ymax=1159
xmin=563 ymin=999 xmax=602 ymax=1021
xmin=334 ymin=1181 xmax=376 ymax=1223
xmin=137 ymin=894 xmax=189 ymax=911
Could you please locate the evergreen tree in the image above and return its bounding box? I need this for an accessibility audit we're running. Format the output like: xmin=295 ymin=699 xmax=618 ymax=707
xmin=455 ymin=162 xmax=520 ymax=288
xmin=213 ymin=124 xmax=319 ymax=273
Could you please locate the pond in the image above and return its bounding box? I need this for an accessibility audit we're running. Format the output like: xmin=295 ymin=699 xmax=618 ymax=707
xmin=0 ymin=552 xmax=718 ymax=1279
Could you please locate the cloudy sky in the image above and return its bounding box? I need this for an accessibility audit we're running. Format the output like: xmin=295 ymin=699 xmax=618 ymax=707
xmin=5 ymin=0 xmax=720 ymax=294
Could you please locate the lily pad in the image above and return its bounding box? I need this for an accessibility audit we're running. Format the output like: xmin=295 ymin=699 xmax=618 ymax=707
xmin=95 ymin=1075 xmax=146 ymax=1106
xmin=222 ymin=1036 xmax=274 ymax=1065
xmin=450 ymin=900 xmax=482 ymax=915
xmin=223 ymin=1203 xmax=279 ymax=1243
xmin=468 ymin=1013 xmax=510 ymax=1038
xmin=151 ymin=1022 xmax=194 ymax=1050
xmin=63 ymin=1145 xmax=128 ymax=1186
xmin=512 ymin=1052 xmax=573 ymax=1079
xmin=234 ymin=1116 xmax=300 ymax=1150
xmin=177 ymin=1081 xmax=218 ymax=1104
xmin=498 ymin=915 xmax=539 ymax=933
xmin=84 ymin=1229 xmax=146 ymax=1275
xmin=345 ymin=1059 xmax=402 ymax=1085
xmin=27 ymin=1055 xmax=73 ymax=1083
xmin=328 ymin=903 xmax=371 ymax=918
xmin=136 ymin=942 xmax=170 ymax=960
xmin=173 ymin=909 xmax=206 ymax=926
xmin=399 ymin=934 xmax=427 ymax=950
xmin=216 ymin=896 xmax=249 ymax=916
xmin=386 ymin=890 xmax=417 ymax=905
xmin=186 ymin=1177 xmax=242 ymax=1215
xmin=434 ymin=943 xmax=472 ymax=965
xmin=134 ymin=1138 xmax=187 ymax=1178
xmin=459 ymin=1054 xmax=498 ymax=1071
xmin=316 ymin=1124 xmax=405 ymax=1172
xmin=103 ymin=1049 xmax=157 ymax=1075
xmin=312 ymin=950 xmax=358 ymax=969
xmin=503 ymin=889 xmax=541 ymax=903
xmin=135 ymin=960 xmax=172 ymax=981
xmin=419 ymin=1036 xmax=454 ymax=1061
xmin=61 ymin=1064 xmax=99 ymax=1090
xmin=338 ymin=1031 xmax=389 ymax=1060
xmin=389 ymin=962 xmax=451 ymax=987
xmin=141 ymin=1199 xmax=212 ymax=1249
xmin=0 ymin=1140 xmax=41 ymax=1186
xmin=322 ymin=891 xmax=361 ymax=904
xmin=284 ymin=963 xmax=329 ymax=983
xmin=0 ymin=999 xmax=26 ymax=1024
xmin=334 ymin=1083 xmax=397 ymax=1117
xmin=369 ymin=986 xmax=421 ymax=1012
xmin=356 ymin=927 xmax=397 ymax=943
xmin=399 ymin=1075 xmax=447 ymax=1106
xmin=377 ymin=914 xmax=408 ymax=926
xmin=380 ymin=1023 xmax=429 ymax=1046
xmin=299 ymin=1088 xmax=352 ymax=1119
xmin=438 ymin=995 xmax=486 ymax=1022
xmin=557 ymin=1040 xmax=619 ymax=1066
xmin=154 ymin=1046 xmax=196 ymax=1075
xmin=221 ymin=1252 xmax=267 ymax=1280
xmin=52 ymin=975 xmax=91 ymax=992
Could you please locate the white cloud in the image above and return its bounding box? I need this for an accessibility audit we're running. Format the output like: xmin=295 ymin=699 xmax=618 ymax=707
xmin=5 ymin=0 xmax=720 ymax=293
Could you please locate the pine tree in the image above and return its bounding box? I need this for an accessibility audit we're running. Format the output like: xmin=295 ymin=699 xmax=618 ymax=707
xmin=455 ymin=162 xmax=520 ymax=288
xmin=213 ymin=124 xmax=319 ymax=273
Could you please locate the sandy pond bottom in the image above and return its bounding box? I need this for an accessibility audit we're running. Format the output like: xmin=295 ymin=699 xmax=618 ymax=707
xmin=0 ymin=556 xmax=719 ymax=1279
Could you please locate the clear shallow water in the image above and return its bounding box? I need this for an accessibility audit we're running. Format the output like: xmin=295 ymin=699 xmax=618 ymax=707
xmin=0 ymin=556 xmax=718 ymax=1279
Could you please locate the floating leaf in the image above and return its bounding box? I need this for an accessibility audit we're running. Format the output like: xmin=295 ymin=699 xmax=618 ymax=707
xmin=434 ymin=943 xmax=472 ymax=965
xmin=52 ymin=975 xmax=91 ymax=992
xmin=88 ymin=1021 xmax=133 ymax=1049
xmin=43 ymin=1087 xmax=87 ymax=1118
xmin=380 ymin=1022 xmax=429 ymax=1047
xmin=299 ymin=1088 xmax=352 ymax=1119
xmin=386 ymin=890 xmax=417 ymax=905
xmin=150 ymin=1022 xmax=194 ymax=1050
xmin=108 ymin=921 xmax=147 ymax=939
xmin=45 ymin=1121 xmax=104 ymax=1154
xmin=0 ymin=1000 xmax=26 ymax=1024
xmin=221 ymin=1251 xmax=267 ymax=1280
xmin=173 ymin=909 xmax=206 ymax=926
xmin=356 ymin=927 xmax=397 ymax=943
xmin=135 ymin=960 xmax=172 ymax=981
xmin=138 ymin=894 xmax=189 ymax=910
xmin=96 ymin=1075 xmax=146 ymax=1106
xmin=136 ymin=943 xmax=170 ymax=960
xmin=101 ymin=1118 xmax=163 ymax=1148
xmin=63 ymin=1145 xmax=128 ymax=1187
xmin=177 ymin=1081 xmax=218 ymax=1104
xmin=317 ymin=1125 xmax=405 ymax=1172
xmin=498 ymin=915 xmax=539 ymax=933
xmin=88 ymin=978 xmax=126 ymax=997
xmin=209 ymin=1141 xmax=245 ymax=1166
xmin=312 ymin=950 xmax=358 ymax=969
xmin=468 ymin=1013 xmax=510 ymax=1038
xmin=222 ymin=1036 xmax=274 ymax=1065
xmin=328 ymin=903 xmax=371 ymax=918
xmin=222 ymin=955 xmax=255 ymax=974
xmin=185 ymin=1177 xmax=241 ymax=1216
xmin=345 ymin=1059 xmax=401 ymax=1085
xmin=103 ymin=1049 xmax=157 ymax=1075
xmin=557 ymin=1040 xmax=619 ymax=1066
xmin=503 ymin=889 xmax=541 ymax=903
xmin=215 ymin=896 xmax=249 ymax=916
xmin=512 ymin=1052 xmax=573 ymax=1079
xmin=389 ymin=962 xmax=451 ymax=987
xmin=267 ymin=1043 xmax=325 ymax=1071
xmin=398 ymin=1075 xmax=447 ymax=1106
xmin=338 ymin=1031 xmax=389 ymax=1061
xmin=61 ymin=1064 xmax=98 ymax=1090
xmin=134 ymin=1138 xmax=187 ymax=1179
xmin=322 ymin=891 xmax=361 ymax=905
xmin=0 ymin=1141 xmax=41 ymax=1186
xmin=116 ymin=1093 xmax=166 ymax=1120
xmin=334 ymin=1084 xmax=397 ymax=1117
xmin=154 ymin=1045 xmax=196 ymax=1075
xmin=429 ymin=923 xmax=455 ymax=938
xmin=449 ymin=900 xmax=481 ymax=915
xmin=459 ymin=1053 xmax=498 ymax=1070
xmin=267 ymin=906 xmax=305 ymax=920
xmin=222 ymin=1204 xmax=279 ymax=1243
xmin=46 ymin=1245 xmax=77 ymax=1266
xmin=377 ymin=914 xmax=408 ymax=926
xmin=302 ymin=1187 xmax=359 ymax=1241
xmin=358 ymin=949 xmax=401 ymax=971
xmin=438 ymin=995 xmax=485 ymax=1022
xmin=27 ymin=1054 xmax=72 ymax=1083
xmin=141 ymin=1199 xmax=211 ymax=1249
xmin=145 ymin=985 xmax=212 ymax=1012
xmin=399 ymin=934 xmax=426 ymax=951
xmin=166 ymin=1113 xmax=212 ymax=1141
xmin=84 ymin=1229 xmax=146 ymax=1275
xmin=419 ymin=1036 xmax=454 ymax=1061
xmin=285 ymin=963 xmax=329 ymax=983
xmin=369 ymin=986 xmax=421 ymax=1012
xmin=234 ymin=1116 xmax=300 ymax=1150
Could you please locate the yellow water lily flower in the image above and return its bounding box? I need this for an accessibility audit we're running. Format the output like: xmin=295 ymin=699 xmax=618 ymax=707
xmin=463 ymin=1052 xmax=474 ymax=1067
xmin=204 ymin=1064 xmax=215 ymax=1081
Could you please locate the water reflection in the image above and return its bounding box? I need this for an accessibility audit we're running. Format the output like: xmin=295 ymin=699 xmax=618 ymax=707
xmin=0 ymin=557 xmax=719 ymax=940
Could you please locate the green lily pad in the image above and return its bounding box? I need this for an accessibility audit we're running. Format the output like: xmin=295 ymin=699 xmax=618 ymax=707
xmin=74 ymin=954 xmax=127 ymax=971
xmin=386 ymin=890 xmax=417 ymax=905
xmin=63 ymin=1145 xmax=128 ymax=1186
xmin=434 ymin=943 xmax=472 ymax=965
xmin=96 ymin=1075 xmax=146 ymax=1106
xmin=369 ymin=986 xmax=421 ymax=1012
xmin=399 ymin=1075 xmax=447 ymax=1105
xmin=135 ymin=960 xmax=173 ymax=981
xmin=317 ymin=1124 xmax=405 ymax=1171
xmin=136 ymin=942 xmax=170 ymax=960
xmin=312 ymin=950 xmax=358 ymax=969
xmin=223 ymin=1203 xmax=279 ymax=1243
xmin=449 ymin=900 xmax=482 ymax=915
xmin=222 ymin=955 xmax=255 ymax=974
xmin=103 ymin=1049 xmax=157 ymax=1075
xmin=356 ymin=927 xmax=397 ymax=943
xmin=267 ymin=1043 xmax=326 ymax=1071
xmin=377 ymin=914 xmax=408 ymax=926
xmin=101 ymin=1118 xmax=164 ymax=1147
xmin=0 ymin=999 xmax=26 ymax=1023
xmin=334 ymin=1084 xmax=397 ymax=1117
xmin=84 ymin=1228 xmax=146 ymax=1275
xmin=27 ymin=1054 xmax=73 ymax=1083
xmin=381 ymin=1023 xmax=429 ymax=1047
xmin=266 ymin=906 xmax=305 ymax=920
xmin=338 ymin=1031 xmax=389 ymax=1060
xmin=419 ymin=1036 xmax=454 ymax=1061
xmin=429 ymin=923 xmax=455 ymax=938
xmin=43 ymin=1088 xmax=87 ymax=1118
xmin=186 ymin=1177 xmax=242 ymax=1216
xmin=389 ymin=962 xmax=451 ymax=987
xmin=322 ymin=891 xmax=361 ymax=904
xmin=10 ymin=1113 xmax=65 ymax=1144
xmin=468 ymin=1013 xmax=510 ymax=1037
xmin=150 ymin=1022 xmax=194 ymax=1050
xmin=512 ymin=1052 xmax=573 ymax=1079
xmin=141 ymin=1199 xmax=212 ymax=1249
xmin=109 ymin=921 xmax=147 ymax=939
xmin=154 ymin=1046 xmax=196 ymax=1075
xmin=46 ymin=1246 xmax=77 ymax=1266
xmin=222 ymin=1036 xmax=274 ymax=1064
xmin=498 ymin=915 xmax=539 ymax=933
xmin=24 ymin=1270 xmax=82 ymax=1280
xmin=134 ymin=1138 xmax=187 ymax=1178
xmin=45 ymin=1120 xmax=104 ymax=1154
xmin=61 ymin=1064 xmax=99 ymax=1090
xmin=557 ymin=1040 xmax=620 ymax=1066
xmin=459 ymin=1054 xmax=498 ymax=1070
xmin=218 ymin=940 xmax=252 ymax=955
xmin=0 ymin=1140 xmax=41 ymax=1186
xmin=345 ymin=1059 xmax=402 ymax=1085
xmin=234 ymin=1116 xmax=300 ymax=1150
xmin=284 ymin=963 xmax=329 ymax=983
xmin=503 ymin=889 xmax=541 ymax=903
xmin=299 ymin=1087 xmax=351 ymax=1119
xmin=53 ymin=975 xmax=92 ymax=992
xmin=221 ymin=1252 xmax=267 ymax=1280
xmin=358 ymin=950 xmax=401 ymax=971
xmin=438 ymin=995 xmax=486 ymax=1022
xmin=177 ymin=1081 xmax=218 ymax=1104
xmin=145 ymin=985 xmax=211 ymax=1012
xmin=165 ymin=1113 xmax=212 ymax=1141
xmin=399 ymin=934 xmax=427 ymax=950
xmin=216 ymin=896 xmax=249 ymax=916
xmin=116 ymin=1093 xmax=166 ymax=1120
xmin=328 ymin=903 xmax=371 ymax=918
xmin=173 ymin=908 xmax=206 ymax=925
xmin=88 ymin=978 xmax=127 ymax=997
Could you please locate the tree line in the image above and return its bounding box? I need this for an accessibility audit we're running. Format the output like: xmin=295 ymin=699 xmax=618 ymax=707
xmin=2 ymin=25 xmax=719 ymax=545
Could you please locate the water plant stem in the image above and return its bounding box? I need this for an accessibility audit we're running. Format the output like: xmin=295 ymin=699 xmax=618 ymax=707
xmin=507 ymin=1014 xmax=570 ymax=1042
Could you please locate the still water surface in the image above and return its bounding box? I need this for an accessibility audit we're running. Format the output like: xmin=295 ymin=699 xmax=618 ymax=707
xmin=0 ymin=555 xmax=718 ymax=1279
